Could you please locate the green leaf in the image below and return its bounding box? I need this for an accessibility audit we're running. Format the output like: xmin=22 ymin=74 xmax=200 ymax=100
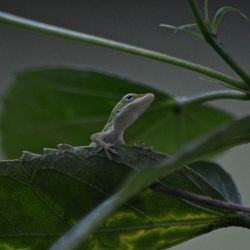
xmin=212 ymin=6 xmax=249 ymax=34
xmin=1 ymin=68 xmax=232 ymax=158
xmin=160 ymin=23 xmax=203 ymax=39
xmin=0 ymin=146 xmax=243 ymax=250
xmin=56 ymin=115 xmax=250 ymax=250
xmin=187 ymin=161 xmax=241 ymax=203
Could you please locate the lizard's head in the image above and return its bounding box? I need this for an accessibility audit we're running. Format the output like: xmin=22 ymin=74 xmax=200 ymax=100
xmin=107 ymin=93 xmax=155 ymax=132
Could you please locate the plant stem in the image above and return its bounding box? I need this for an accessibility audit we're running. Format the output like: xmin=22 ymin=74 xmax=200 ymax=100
xmin=188 ymin=0 xmax=250 ymax=88
xmin=175 ymin=89 xmax=249 ymax=106
xmin=204 ymin=0 xmax=210 ymax=24
xmin=0 ymin=10 xmax=246 ymax=90
xmin=151 ymin=182 xmax=250 ymax=214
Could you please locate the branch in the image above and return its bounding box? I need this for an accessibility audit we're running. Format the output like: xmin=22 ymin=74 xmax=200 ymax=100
xmin=0 ymin=10 xmax=246 ymax=90
xmin=175 ymin=89 xmax=250 ymax=106
xmin=188 ymin=0 xmax=250 ymax=88
xmin=151 ymin=182 xmax=250 ymax=214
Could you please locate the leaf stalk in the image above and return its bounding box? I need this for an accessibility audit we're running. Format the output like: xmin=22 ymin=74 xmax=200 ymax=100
xmin=151 ymin=183 xmax=250 ymax=214
xmin=0 ymin=10 xmax=246 ymax=90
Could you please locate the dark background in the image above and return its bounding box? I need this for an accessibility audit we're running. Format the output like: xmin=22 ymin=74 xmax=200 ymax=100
xmin=0 ymin=0 xmax=250 ymax=249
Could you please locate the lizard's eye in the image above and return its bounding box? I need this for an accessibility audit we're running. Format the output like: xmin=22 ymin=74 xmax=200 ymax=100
xmin=124 ymin=94 xmax=134 ymax=102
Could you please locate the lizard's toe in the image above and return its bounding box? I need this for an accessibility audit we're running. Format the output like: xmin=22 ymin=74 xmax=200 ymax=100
xmin=104 ymin=148 xmax=112 ymax=160
xmin=109 ymin=147 xmax=118 ymax=154
xmin=95 ymin=147 xmax=103 ymax=153
xmin=104 ymin=143 xmax=117 ymax=159
xmin=94 ymin=142 xmax=117 ymax=160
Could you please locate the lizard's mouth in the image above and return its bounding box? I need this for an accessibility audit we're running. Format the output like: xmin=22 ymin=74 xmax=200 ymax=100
xmin=139 ymin=93 xmax=155 ymax=106
xmin=130 ymin=93 xmax=155 ymax=115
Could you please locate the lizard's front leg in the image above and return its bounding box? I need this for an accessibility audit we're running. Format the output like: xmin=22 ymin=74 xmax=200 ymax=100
xmin=90 ymin=133 xmax=117 ymax=160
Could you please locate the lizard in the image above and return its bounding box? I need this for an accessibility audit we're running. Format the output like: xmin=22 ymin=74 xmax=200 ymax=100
xmin=90 ymin=93 xmax=155 ymax=159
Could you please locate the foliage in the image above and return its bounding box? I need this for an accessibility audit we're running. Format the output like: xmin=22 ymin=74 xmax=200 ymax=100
xmin=0 ymin=0 xmax=249 ymax=250
xmin=1 ymin=68 xmax=232 ymax=158
xmin=0 ymin=146 xmax=243 ymax=250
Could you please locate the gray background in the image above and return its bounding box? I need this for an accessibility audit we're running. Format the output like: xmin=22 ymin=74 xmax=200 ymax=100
xmin=0 ymin=0 xmax=250 ymax=249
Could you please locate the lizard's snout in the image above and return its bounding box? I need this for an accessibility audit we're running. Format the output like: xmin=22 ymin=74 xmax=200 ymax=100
xmin=145 ymin=93 xmax=155 ymax=103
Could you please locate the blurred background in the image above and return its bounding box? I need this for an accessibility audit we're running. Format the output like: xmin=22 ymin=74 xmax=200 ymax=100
xmin=0 ymin=0 xmax=249 ymax=249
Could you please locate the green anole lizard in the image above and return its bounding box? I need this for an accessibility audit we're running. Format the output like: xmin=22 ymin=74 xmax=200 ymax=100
xmin=90 ymin=93 xmax=155 ymax=159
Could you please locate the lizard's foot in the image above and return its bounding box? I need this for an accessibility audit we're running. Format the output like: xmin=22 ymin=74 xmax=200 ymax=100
xmin=96 ymin=143 xmax=117 ymax=160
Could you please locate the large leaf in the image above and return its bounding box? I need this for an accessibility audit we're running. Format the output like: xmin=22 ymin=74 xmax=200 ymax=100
xmin=188 ymin=161 xmax=241 ymax=204
xmin=0 ymin=145 xmax=242 ymax=250
xmin=55 ymin=115 xmax=250 ymax=250
xmin=1 ymin=68 xmax=233 ymax=158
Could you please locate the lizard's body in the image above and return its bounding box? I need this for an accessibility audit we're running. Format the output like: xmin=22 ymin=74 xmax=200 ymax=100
xmin=90 ymin=93 xmax=154 ymax=159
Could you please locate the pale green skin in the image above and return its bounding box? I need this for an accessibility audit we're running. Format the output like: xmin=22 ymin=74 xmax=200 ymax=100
xmin=90 ymin=93 xmax=155 ymax=159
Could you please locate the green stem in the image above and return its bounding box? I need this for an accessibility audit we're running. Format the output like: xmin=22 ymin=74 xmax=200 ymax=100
xmin=188 ymin=0 xmax=250 ymax=88
xmin=204 ymin=0 xmax=210 ymax=24
xmin=175 ymin=89 xmax=249 ymax=106
xmin=153 ymin=182 xmax=250 ymax=229
xmin=0 ymin=10 xmax=246 ymax=90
